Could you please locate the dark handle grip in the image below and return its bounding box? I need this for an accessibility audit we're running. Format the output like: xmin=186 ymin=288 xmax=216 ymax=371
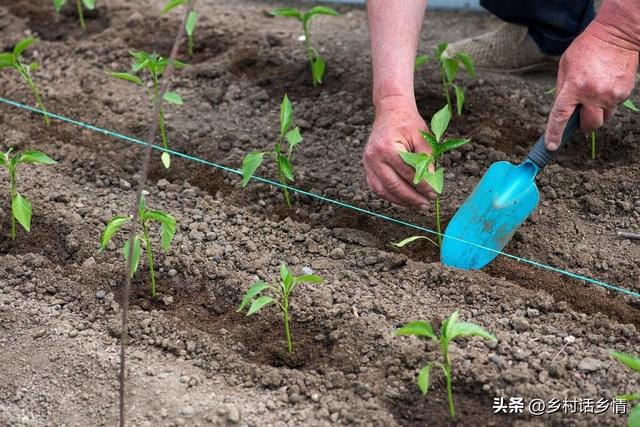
xmin=527 ymin=106 xmax=581 ymax=169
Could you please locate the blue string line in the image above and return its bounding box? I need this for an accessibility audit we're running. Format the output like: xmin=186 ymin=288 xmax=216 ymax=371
xmin=1 ymin=96 xmax=639 ymax=299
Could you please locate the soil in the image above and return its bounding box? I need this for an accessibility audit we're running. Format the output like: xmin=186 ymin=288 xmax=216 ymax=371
xmin=1 ymin=0 xmax=639 ymax=426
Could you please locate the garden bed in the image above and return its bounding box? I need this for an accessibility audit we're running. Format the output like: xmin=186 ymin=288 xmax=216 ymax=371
xmin=0 ymin=0 xmax=639 ymax=425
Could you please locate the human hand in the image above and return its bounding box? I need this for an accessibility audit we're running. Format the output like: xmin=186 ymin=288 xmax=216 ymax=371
xmin=545 ymin=18 xmax=639 ymax=150
xmin=363 ymin=96 xmax=437 ymax=211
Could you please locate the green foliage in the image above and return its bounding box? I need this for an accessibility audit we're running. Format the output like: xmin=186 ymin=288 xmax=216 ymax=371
xmin=397 ymin=311 xmax=495 ymax=420
xmin=271 ymin=6 xmax=339 ymax=86
xmin=237 ymin=263 xmax=323 ymax=353
xmin=53 ymin=0 xmax=96 ymax=29
xmin=99 ymin=197 xmax=177 ymax=298
xmin=611 ymin=351 xmax=640 ymax=427
xmin=0 ymin=38 xmax=49 ymax=125
xmin=398 ymin=105 xmax=470 ymax=245
xmin=416 ymin=43 xmax=476 ymax=115
xmin=109 ymin=51 xmax=187 ymax=169
xmin=241 ymin=95 xmax=303 ymax=207
xmin=0 ymin=149 xmax=57 ymax=240
xmin=161 ymin=0 xmax=199 ymax=57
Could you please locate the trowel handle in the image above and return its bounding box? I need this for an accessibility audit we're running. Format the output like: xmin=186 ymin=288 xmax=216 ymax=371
xmin=527 ymin=107 xmax=581 ymax=169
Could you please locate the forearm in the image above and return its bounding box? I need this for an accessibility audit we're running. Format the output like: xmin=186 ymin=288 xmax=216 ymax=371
xmin=593 ymin=0 xmax=640 ymax=50
xmin=367 ymin=0 xmax=427 ymax=109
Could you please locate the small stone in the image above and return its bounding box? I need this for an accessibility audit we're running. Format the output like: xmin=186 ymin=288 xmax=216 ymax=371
xmin=227 ymin=407 xmax=241 ymax=424
xmin=163 ymin=295 xmax=174 ymax=306
xmin=302 ymin=266 xmax=314 ymax=275
xmin=563 ymin=335 xmax=576 ymax=344
xmin=168 ymin=269 xmax=178 ymax=277
xmin=510 ymin=317 xmax=531 ymax=332
xmin=119 ymin=179 xmax=132 ymax=190
xmin=329 ymin=247 xmax=344 ymax=259
xmin=69 ymin=330 xmax=79 ymax=338
xmin=578 ymin=357 xmax=602 ymax=373
xmin=140 ymin=318 xmax=152 ymax=328
xmin=526 ymin=308 xmax=540 ymax=317
xmin=95 ymin=290 xmax=106 ymax=300
xmin=181 ymin=406 xmax=195 ymax=416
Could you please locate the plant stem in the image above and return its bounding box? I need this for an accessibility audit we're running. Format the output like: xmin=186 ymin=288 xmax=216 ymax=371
xmin=435 ymin=196 xmax=442 ymax=247
xmin=283 ymin=295 xmax=292 ymax=353
xmin=20 ymin=70 xmax=49 ymax=125
xmin=590 ymin=131 xmax=596 ymax=160
xmin=188 ymin=35 xmax=194 ymax=57
xmin=76 ymin=0 xmax=86 ymax=29
xmin=303 ymin=25 xmax=317 ymax=87
xmin=142 ymin=222 xmax=157 ymax=298
xmin=441 ymin=70 xmax=452 ymax=114
xmin=9 ymin=169 xmax=17 ymax=240
xmin=443 ymin=349 xmax=455 ymax=420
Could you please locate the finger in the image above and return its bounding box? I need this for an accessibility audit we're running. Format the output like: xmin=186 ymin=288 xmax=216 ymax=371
xmin=580 ymin=105 xmax=604 ymax=132
xmin=604 ymin=105 xmax=617 ymax=122
xmin=371 ymin=164 xmax=432 ymax=211
xmin=545 ymin=88 xmax=579 ymax=151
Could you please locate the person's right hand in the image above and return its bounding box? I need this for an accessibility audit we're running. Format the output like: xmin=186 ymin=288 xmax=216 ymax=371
xmin=363 ymin=95 xmax=437 ymax=212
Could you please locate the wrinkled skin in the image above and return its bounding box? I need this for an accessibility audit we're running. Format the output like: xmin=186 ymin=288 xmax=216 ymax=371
xmin=545 ymin=15 xmax=640 ymax=149
xmin=363 ymin=95 xmax=437 ymax=211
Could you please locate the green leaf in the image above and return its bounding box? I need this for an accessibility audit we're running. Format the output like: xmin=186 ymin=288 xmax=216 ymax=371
xmin=430 ymin=105 xmax=451 ymax=143
xmin=295 ymin=274 xmax=323 ymax=284
xmin=417 ymin=364 xmax=432 ymax=395
xmin=109 ymin=72 xmax=143 ymax=85
xmin=186 ymin=10 xmax=198 ymax=36
xmin=453 ymin=84 xmax=464 ymax=115
xmin=442 ymin=57 xmax=459 ymax=83
xmin=144 ymin=210 xmax=177 ymax=251
xmin=420 ymin=130 xmax=439 ymax=153
xmin=12 ymin=193 xmax=32 ymax=232
xmin=449 ymin=321 xmax=496 ymax=341
xmin=278 ymin=154 xmax=294 ymax=182
xmin=618 ymin=393 xmax=640 ymax=402
xmin=612 ymin=351 xmax=640 ymax=373
xmin=163 ymin=91 xmax=183 ymax=105
xmin=162 ymin=0 xmax=186 ymax=14
xmin=441 ymin=310 xmax=460 ymax=340
xmin=247 ymin=295 xmax=274 ymax=315
xmin=241 ymin=152 xmax=264 ymax=187
xmin=17 ymin=150 xmax=57 ymax=165
xmin=0 ymin=53 xmax=15 ymax=68
xmin=306 ymin=6 xmax=339 ymax=18
xmin=391 ymin=235 xmax=438 ymax=248
xmin=544 ymin=87 xmax=557 ymax=95
xmin=629 ymin=403 xmax=640 ymax=427
xmin=53 ymin=0 xmax=67 ymax=12
xmin=13 ymin=38 xmax=36 ymax=57
xmin=161 ymin=152 xmax=171 ymax=169
xmin=396 ymin=321 xmax=437 ymax=339
xmin=285 ymin=127 xmax=303 ymax=151
xmin=434 ymin=43 xmax=448 ymax=61
xmin=425 ymin=168 xmax=444 ymax=194
xmin=270 ymin=7 xmax=303 ymax=20
xmin=280 ymin=263 xmax=294 ymax=290
xmin=312 ymin=56 xmax=326 ymax=85
xmin=99 ymin=215 xmax=129 ymax=250
xmin=237 ymin=281 xmax=270 ymax=312
xmin=280 ymin=94 xmax=294 ymax=137
xmin=441 ymin=138 xmax=471 ymax=153
xmin=123 ymin=237 xmax=142 ymax=278
xmin=623 ymin=99 xmax=639 ymax=112
xmin=81 ymin=0 xmax=96 ymax=10
xmin=398 ymin=151 xmax=431 ymax=169
xmin=456 ymin=52 xmax=476 ymax=79
xmin=415 ymin=54 xmax=428 ymax=69
xmin=29 ymin=62 xmax=39 ymax=72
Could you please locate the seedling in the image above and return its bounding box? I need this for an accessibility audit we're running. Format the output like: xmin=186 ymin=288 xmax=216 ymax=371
xmin=416 ymin=43 xmax=476 ymax=115
xmin=545 ymin=88 xmax=639 ymax=159
xmin=396 ymin=311 xmax=496 ymax=420
xmin=237 ymin=263 xmax=323 ymax=353
xmin=271 ymin=6 xmax=339 ymax=86
xmin=241 ymin=94 xmax=303 ymax=207
xmin=610 ymin=351 xmax=640 ymax=427
xmin=0 ymin=149 xmax=57 ymax=240
xmin=0 ymin=38 xmax=49 ymax=125
xmin=53 ymin=0 xmax=96 ymax=29
xmin=399 ymin=105 xmax=470 ymax=246
xmin=109 ymin=51 xmax=186 ymax=168
xmin=99 ymin=197 xmax=176 ymax=299
xmin=161 ymin=0 xmax=199 ymax=57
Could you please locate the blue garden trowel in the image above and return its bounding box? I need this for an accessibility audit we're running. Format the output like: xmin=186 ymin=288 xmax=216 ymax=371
xmin=441 ymin=108 xmax=581 ymax=270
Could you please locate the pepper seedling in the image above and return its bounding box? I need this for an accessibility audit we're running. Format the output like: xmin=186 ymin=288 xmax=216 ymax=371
xmin=0 ymin=149 xmax=57 ymax=240
xmin=99 ymin=197 xmax=177 ymax=299
xmin=109 ymin=51 xmax=186 ymax=168
xmin=161 ymin=0 xmax=199 ymax=57
xmin=396 ymin=311 xmax=496 ymax=420
xmin=399 ymin=105 xmax=470 ymax=246
xmin=416 ymin=43 xmax=476 ymax=115
xmin=241 ymin=94 xmax=303 ymax=207
xmin=53 ymin=0 xmax=96 ymax=29
xmin=271 ymin=6 xmax=339 ymax=86
xmin=0 ymin=38 xmax=49 ymax=125
xmin=611 ymin=351 xmax=640 ymax=427
xmin=237 ymin=263 xmax=323 ymax=353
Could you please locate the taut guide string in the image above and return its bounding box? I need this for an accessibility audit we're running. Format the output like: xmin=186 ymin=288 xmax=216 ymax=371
xmin=0 ymin=96 xmax=638 ymax=302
